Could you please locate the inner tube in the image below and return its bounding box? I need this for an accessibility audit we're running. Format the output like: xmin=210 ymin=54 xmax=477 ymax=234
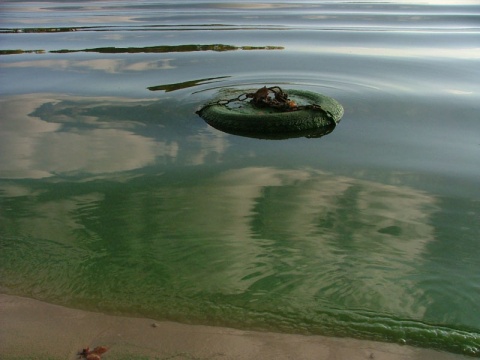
xmin=196 ymin=89 xmax=344 ymax=139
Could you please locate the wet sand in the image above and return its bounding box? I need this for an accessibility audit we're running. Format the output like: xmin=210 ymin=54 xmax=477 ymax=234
xmin=0 ymin=294 xmax=470 ymax=360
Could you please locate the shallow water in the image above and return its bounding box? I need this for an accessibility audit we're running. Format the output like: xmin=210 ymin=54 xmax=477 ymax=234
xmin=1 ymin=0 xmax=479 ymax=356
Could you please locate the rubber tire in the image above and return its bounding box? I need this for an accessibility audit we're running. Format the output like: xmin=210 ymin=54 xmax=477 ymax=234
xmin=197 ymin=89 xmax=344 ymax=136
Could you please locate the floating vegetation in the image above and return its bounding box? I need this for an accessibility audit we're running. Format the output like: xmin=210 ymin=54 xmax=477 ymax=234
xmin=148 ymin=76 xmax=230 ymax=92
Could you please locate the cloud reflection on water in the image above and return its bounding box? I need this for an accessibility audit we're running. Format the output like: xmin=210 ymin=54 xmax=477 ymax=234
xmin=0 ymin=164 xmax=439 ymax=324
xmin=1 ymin=58 xmax=177 ymax=74
xmin=0 ymin=92 xmax=438 ymax=320
xmin=0 ymin=93 xmax=235 ymax=179
xmin=176 ymin=167 xmax=436 ymax=316
xmin=0 ymin=95 xmax=176 ymax=178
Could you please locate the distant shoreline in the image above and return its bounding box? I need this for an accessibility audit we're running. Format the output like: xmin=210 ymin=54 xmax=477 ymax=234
xmin=0 ymin=293 xmax=469 ymax=360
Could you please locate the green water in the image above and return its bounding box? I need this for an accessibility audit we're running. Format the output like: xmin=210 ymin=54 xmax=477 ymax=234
xmin=1 ymin=0 xmax=479 ymax=356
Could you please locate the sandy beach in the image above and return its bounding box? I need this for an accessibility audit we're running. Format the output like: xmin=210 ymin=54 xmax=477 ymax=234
xmin=0 ymin=293 xmax=471 ymax=360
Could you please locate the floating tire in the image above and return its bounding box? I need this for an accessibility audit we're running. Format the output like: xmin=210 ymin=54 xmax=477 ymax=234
xmin=197 ymin=89 xmax=344 ymax=139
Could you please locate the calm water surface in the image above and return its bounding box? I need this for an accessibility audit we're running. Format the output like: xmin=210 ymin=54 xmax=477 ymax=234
xmin=1 ymin=0 xmax=479 ymax=356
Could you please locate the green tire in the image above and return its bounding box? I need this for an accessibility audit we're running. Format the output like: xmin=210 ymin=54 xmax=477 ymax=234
xmin=197 ymin=89 xmax=344 ymax=138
